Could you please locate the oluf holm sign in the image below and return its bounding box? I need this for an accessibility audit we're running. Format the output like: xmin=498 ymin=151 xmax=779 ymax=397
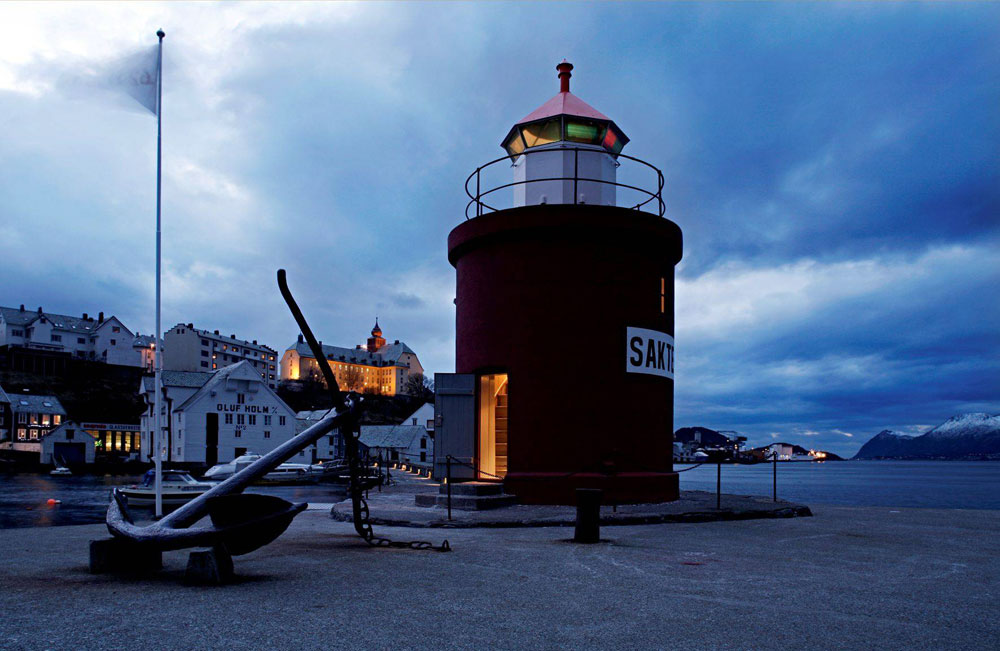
xmin=626 ymin=327 xmax=674 ymax=379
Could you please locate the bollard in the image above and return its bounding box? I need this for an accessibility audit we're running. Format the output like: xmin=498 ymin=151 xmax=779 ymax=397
xmin=773 ymin=452 xmax=778 ymax=502
xmin=446 ymin=455 xmax=453 ymax=521
xmin=716 ymin=460 xmax=722 ymax=510
xmin=573 ymin=488 xmax=603 ymax=543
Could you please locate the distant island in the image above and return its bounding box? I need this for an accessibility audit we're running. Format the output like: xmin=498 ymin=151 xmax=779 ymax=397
xmin=854 ymin=413 xmax=1000 ymax=460
xmin=673 ymin=426 xmax=843 ymax=462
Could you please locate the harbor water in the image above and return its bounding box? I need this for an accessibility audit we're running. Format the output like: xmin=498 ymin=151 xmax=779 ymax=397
xmin=0 ymin=473 xmax=348 ymax=529
xmin=678 ymin=459 xmax=1000 ymax=510
xmin=1 ymin=460 xmax=998 ymax=528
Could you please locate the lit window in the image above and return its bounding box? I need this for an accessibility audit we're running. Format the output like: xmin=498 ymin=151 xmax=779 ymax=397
xmin=521 ymin=119 xmax=561 ymax=148
xmin=660 ymin=277 xmax=666 ymax=314
xmin=564 ymin=120 xmax=604 ymax=145
xmin=502 ymin=129 xmax=525 ymax=157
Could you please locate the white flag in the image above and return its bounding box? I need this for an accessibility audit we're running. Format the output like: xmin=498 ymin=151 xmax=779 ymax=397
xmin=112 ymin=45 xmax=159 ymax=115
xmin=61 ymin=44 xmax=160 ymax=115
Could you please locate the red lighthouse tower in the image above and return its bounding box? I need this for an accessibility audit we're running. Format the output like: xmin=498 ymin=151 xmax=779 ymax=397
xmin=436 ymin=62 xmax=683 ymax=505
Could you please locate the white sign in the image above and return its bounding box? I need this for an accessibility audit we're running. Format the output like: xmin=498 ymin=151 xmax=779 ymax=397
xmin=626 ymin=327 xmax=674 ymax=379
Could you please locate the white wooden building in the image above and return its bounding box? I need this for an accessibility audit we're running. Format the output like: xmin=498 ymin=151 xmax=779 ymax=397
xmin=359 ymin=424 xmax=432 ymax=467
xmin=0 ymin=305 xmax=142 ymax=366
xmin=140 ymin=361 xmax=297 ymax=466
xmin=295 ymin=408 xmax=342 ymax=463
xmin=41 ymin=421 xmax=97 ymax=465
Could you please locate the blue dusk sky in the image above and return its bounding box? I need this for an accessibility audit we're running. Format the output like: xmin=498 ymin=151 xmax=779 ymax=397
xmin=1 ymin=3 xmax=997 ymax=456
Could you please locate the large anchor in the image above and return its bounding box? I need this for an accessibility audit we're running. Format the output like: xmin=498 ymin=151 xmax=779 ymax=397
xmin=103 ymin=270 xmax=448 ymax=566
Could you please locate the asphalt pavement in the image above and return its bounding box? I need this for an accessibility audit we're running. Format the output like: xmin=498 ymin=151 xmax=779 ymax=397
xmin=1 ymin=502 xmax=997 ymax=650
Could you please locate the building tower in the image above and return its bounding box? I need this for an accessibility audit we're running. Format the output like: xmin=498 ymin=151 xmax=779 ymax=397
xmin=367 ymin=319 xmax=385 ymax=353
xmin=436 ymin=62 xmax=684 ymax=504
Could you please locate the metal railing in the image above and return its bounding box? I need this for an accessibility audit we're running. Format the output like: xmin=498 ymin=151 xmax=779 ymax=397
xmin=464 ymin=146 xmax=665 ymax=220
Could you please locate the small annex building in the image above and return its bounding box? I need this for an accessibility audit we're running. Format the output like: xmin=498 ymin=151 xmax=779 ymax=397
xmin=359 ymin=424 xmax=432 ymax=467
xmin=41 ymin=421 xmax=96 ymax=465
xmin=140 ymin=361 xmax=297 ymax=466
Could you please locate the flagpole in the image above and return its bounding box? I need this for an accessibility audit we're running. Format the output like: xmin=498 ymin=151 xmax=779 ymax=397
xmin=154 ymin=29 xmax=165 ymax=518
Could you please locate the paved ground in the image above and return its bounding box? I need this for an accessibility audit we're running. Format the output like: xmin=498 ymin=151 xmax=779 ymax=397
xmin=333 ymin=473 xmax=811 ymax=527
xmin=1 ymin=502 xmax=997 ymax=650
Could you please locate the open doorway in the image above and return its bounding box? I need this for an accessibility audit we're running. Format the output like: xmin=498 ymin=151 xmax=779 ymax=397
xmin=478 ymin=373 xmax=508 ymax=479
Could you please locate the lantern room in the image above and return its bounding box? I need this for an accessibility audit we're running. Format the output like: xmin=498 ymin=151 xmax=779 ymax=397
xmin=500 ymin=61 xmax=629 ymax=208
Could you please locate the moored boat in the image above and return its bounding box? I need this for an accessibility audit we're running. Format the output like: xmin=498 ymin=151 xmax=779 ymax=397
xmin=203 ymin=453 xmax=263 ymax=481
xmin=119 ymin=469 xmax=213 ymax=507
xmin=49 ymin=466 xmax=72 ymax=476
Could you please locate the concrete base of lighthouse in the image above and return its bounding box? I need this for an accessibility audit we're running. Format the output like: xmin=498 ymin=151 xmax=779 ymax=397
xmin=446 ymin=204 xmax=684 ymax=506
xmin=504 ymin=472 xmax=679 ymax=506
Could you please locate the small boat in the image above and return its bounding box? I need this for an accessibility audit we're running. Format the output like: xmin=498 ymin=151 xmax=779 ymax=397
xmin=203 ymin=453 xmax=263 ymax=480
xmin=119 ymin=469 xmax=213 ymax=507
xmin=49 ymin=466 xmax=72 ymax=476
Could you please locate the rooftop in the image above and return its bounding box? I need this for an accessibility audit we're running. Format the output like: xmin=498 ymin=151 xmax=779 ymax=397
xmin=1 ymin=305 xmax=123 ymax=334
xmin=359 ymin=424 xmax=427 ymax=450
xmin=7 ymin=393 xmax=67 ymax=415
xmin=287 ymin=340 xmax=416 ymax=367
xmin=170 ymin=323 xmax=277 ymax=353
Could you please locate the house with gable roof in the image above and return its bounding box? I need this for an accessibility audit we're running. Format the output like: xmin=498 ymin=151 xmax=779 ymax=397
xmin=0 ymin=304 xmax=142 ymax=367
xmin=140 ymin=360 xmax=297 ymax=466
xmin=0 ymin=390 xmax=67 ymax=456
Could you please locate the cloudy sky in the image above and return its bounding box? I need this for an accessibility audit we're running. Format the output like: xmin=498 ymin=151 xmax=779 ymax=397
xmin=1 ymin=2 xmax=997 ymax=455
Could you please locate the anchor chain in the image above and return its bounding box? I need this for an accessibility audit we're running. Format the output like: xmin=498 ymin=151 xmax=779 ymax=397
xmin=278 ymin=270 xmax=449 ymax=552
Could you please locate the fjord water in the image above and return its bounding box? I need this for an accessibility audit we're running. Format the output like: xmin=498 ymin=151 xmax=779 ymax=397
xmin=0 ymin=473 xmax=347 ymax=529
xmin=679 ymin=460 xmax=1000 ymax=509
xmin=1 ymin=460 xmax=998 ymax=528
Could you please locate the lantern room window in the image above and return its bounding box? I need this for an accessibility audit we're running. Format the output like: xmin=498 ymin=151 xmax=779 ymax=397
xmin=503 ymin=130 xmax=525 ymax=157
xmin=521 ymin=119 xmax=561 ymax=148
xmin=564 ymin=119 xmax=604 ymax=145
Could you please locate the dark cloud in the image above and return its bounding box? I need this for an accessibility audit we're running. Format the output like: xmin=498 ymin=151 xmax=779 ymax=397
xmin=1 ymin=3 xmax=997 ymax=456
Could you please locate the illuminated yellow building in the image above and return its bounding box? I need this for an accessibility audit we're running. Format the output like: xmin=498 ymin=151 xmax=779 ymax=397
xmin=279 ymin=321 xmax=424 ymax=396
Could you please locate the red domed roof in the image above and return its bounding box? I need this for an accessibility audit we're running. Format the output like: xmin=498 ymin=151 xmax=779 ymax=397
xmin=501 ymin=61 xmax=629 ymax=157
xmin=516 ymin=89 xmax=612 ymax=125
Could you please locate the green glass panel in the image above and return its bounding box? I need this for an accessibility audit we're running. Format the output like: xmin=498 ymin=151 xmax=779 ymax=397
xmin=565 ymin=121 xmax=603 ymax=144
xmin=521 ymin=119 xmax=561 ymax=148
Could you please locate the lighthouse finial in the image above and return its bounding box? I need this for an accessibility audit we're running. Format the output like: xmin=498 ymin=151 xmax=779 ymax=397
xmin=557 ymin=60 xmax=573 ymax=93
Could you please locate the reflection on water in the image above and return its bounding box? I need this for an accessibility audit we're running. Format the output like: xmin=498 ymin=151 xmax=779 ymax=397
xmin=0 ymin=473 xmax=348 ymax=529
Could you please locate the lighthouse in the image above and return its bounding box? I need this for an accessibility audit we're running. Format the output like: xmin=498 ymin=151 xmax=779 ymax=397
xmin=435 ymin=62 xmax=683 ymax=505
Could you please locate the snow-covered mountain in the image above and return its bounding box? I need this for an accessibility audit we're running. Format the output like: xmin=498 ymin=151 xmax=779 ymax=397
xmin=854 ymin=414 xmax=1000 ymax=459
xmin=922 ymin=413 xmax=1000 ymax=438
